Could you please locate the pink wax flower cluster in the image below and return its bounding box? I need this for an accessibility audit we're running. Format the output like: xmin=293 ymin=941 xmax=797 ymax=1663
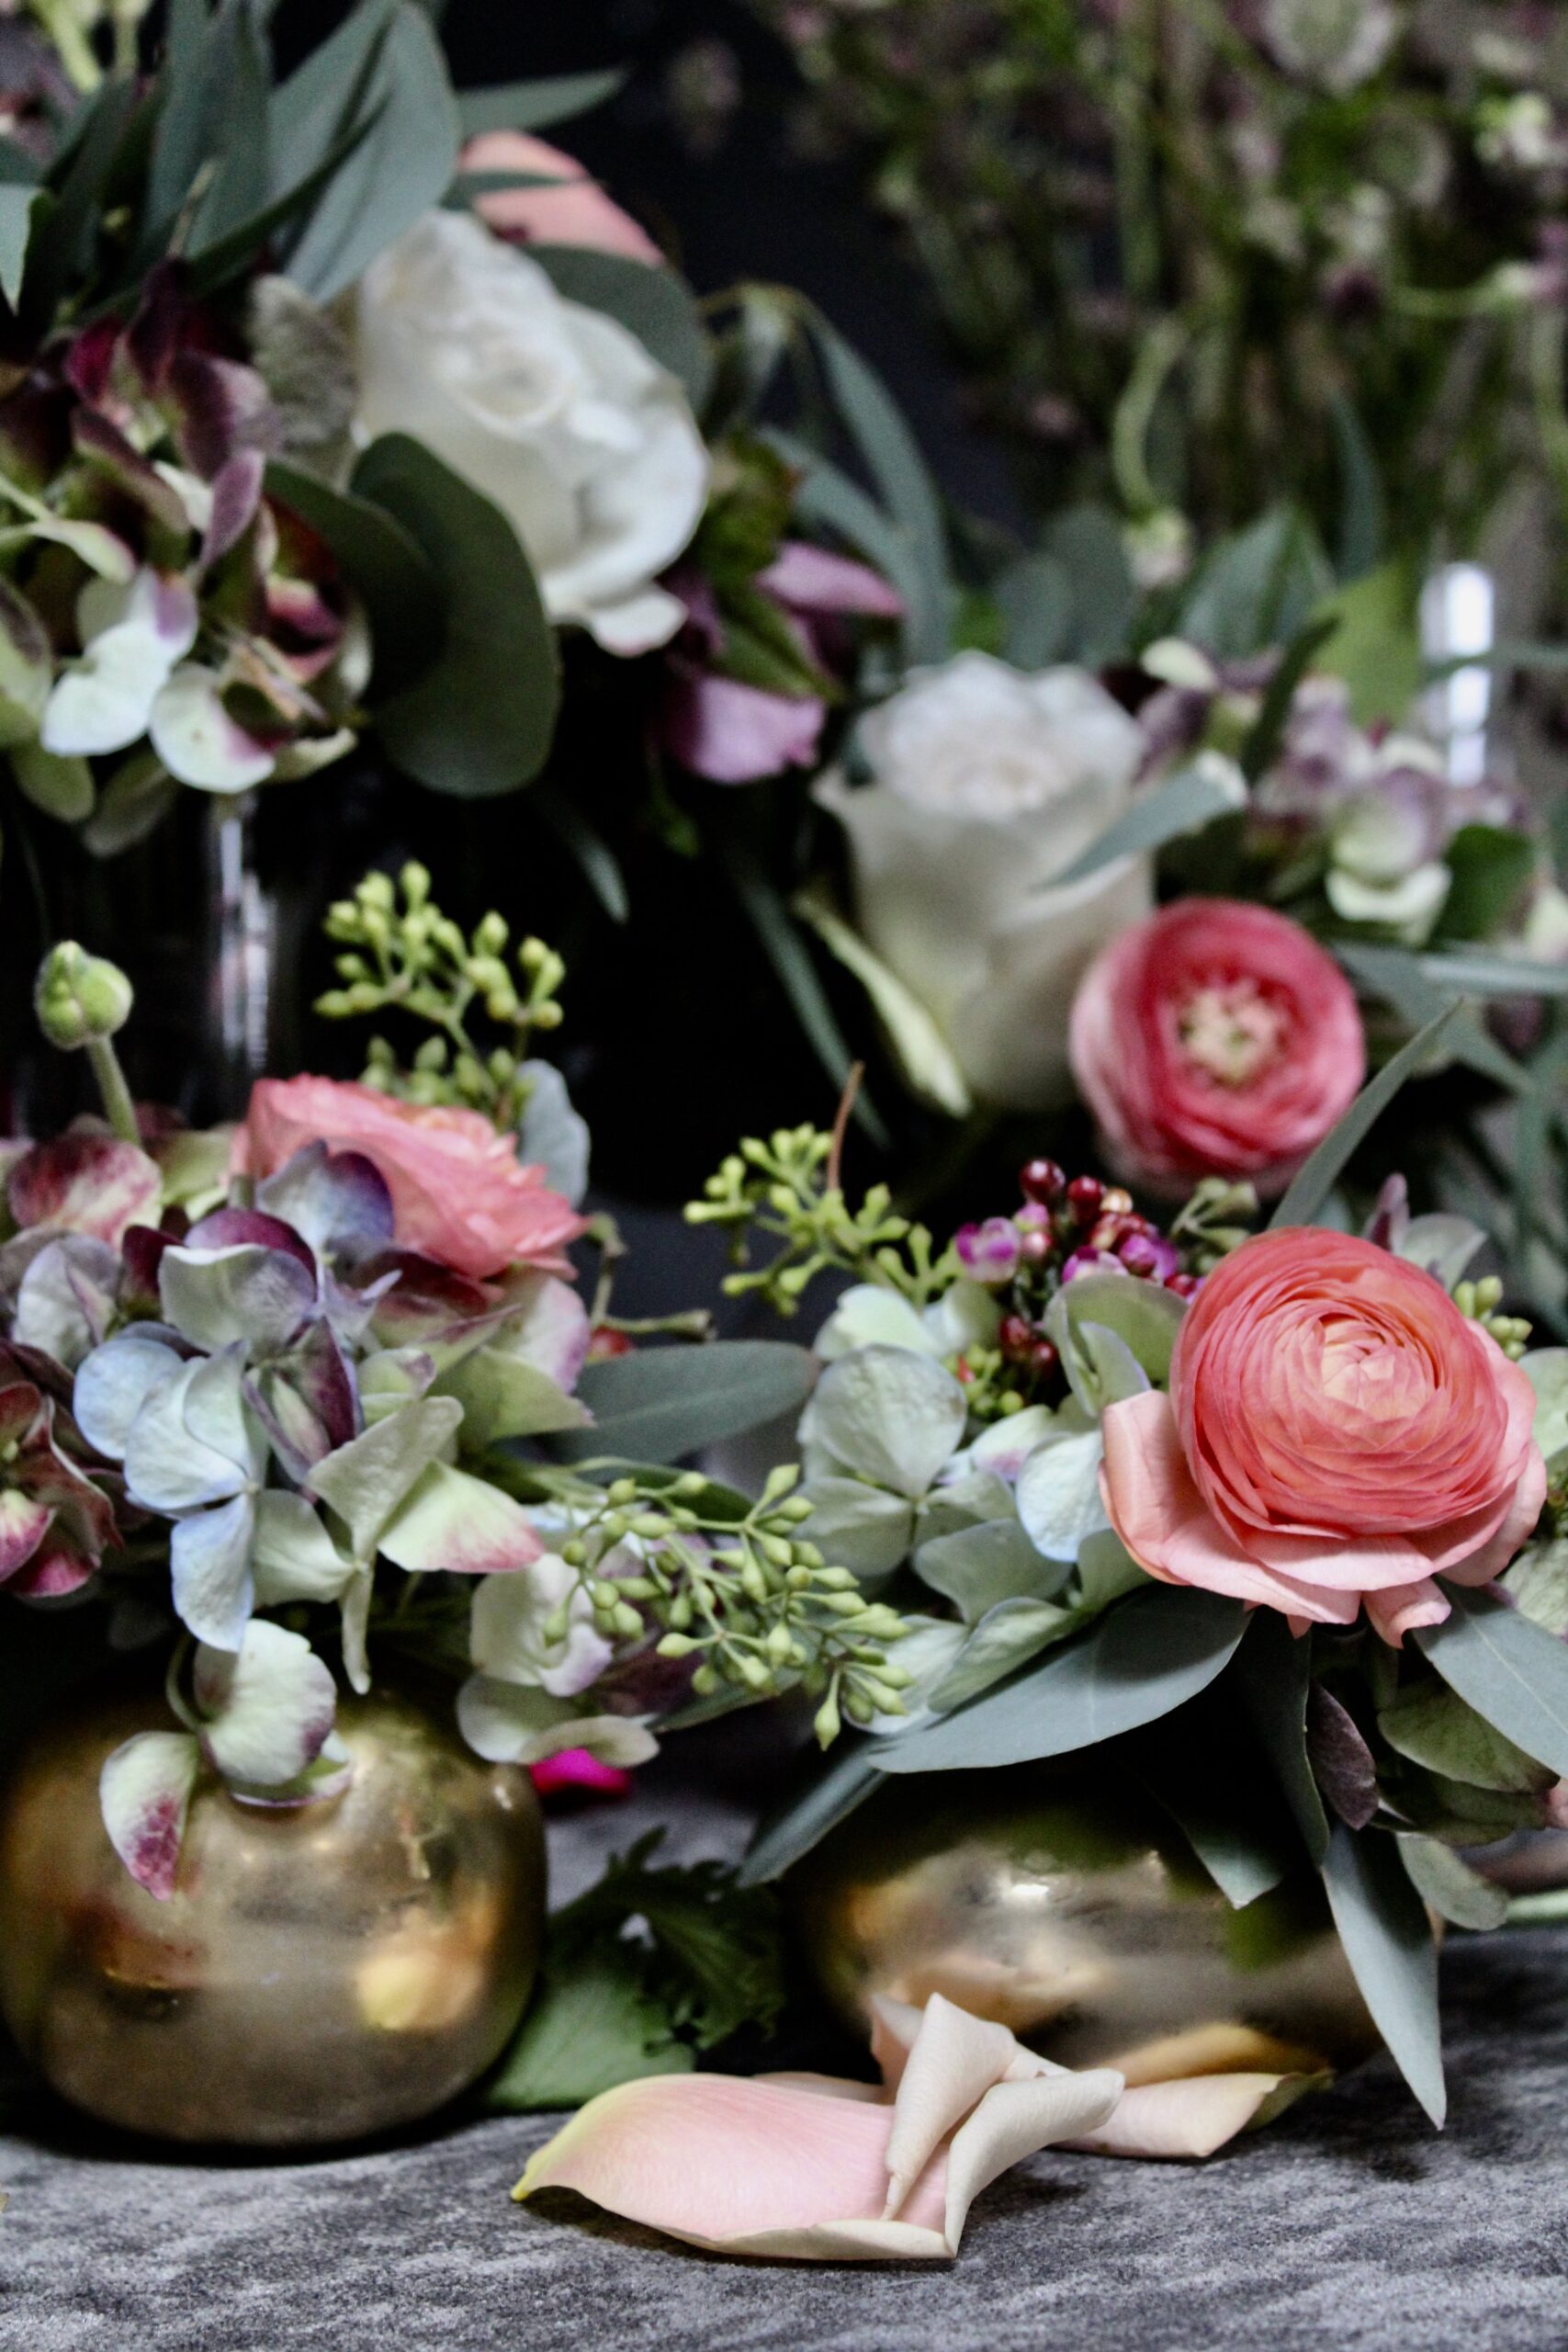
xmin=1100 ymin=1227 xmax=1546 ymax=1645
xmin=1069 ymin=898 xmax=1366 ymax=1197
xmin=236 ymin=1077 xmax=588 ymax=1283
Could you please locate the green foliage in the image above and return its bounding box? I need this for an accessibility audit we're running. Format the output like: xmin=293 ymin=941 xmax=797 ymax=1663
xmin=488 ymin=1834 xmax=787 ymax=2111
xmin=316 ymin=862 xmax=566 ymax=1128
xmin=686 ymin=1124 xmax=956 ymax=1314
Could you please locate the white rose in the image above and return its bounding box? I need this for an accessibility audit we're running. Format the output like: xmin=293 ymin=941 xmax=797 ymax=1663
xmin=355 ymin=209 xmax=709 ymax=655
xmin=818 ymin=652 xmax=1150 ymax=1110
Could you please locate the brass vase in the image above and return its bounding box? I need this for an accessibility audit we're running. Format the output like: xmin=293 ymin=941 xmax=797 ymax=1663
xmin=790 ymin=1762 xmax=1379 ymax=2088
xmin=0 ymin=1680 xmax=547 ymax=2147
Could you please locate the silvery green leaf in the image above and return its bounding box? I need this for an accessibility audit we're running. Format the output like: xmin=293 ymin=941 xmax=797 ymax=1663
xmin=552 ymin=1342 xmax=817 ymax=1467
xmin=160 ymin=1242 xmax=316 ymax=1354
xmin=796 ymin=1476 xmax=916 ymax=1580
xmin=797 ymin=1346 xmax=966 ymax=1499
xmin=1396 ymin=1836 xmax=1509 ymax=1932
xmin=1501 ymin=1536 xmax=1568 ymax=1635
xmin=1416 ymin=1587 xmax=1568 ymax=1779
xmin=1379 ymin=1678 xmax=1551 ymax=1793
xmin=1045 ymin=1272 xmax=1185 ymax=1393
xmin=307 ymin=1396 xmax=463 ymax=1560
xmin=793 ymin=893 xmax=972 ymax=1119
xmin=517 ymin=1060 xmax=591 ymax=1208
xmin=1015 ymin=1427 xmax=1110 ymax=1561
xmin=252 ymin=1490 xmax=355 ymax=1605
xmin=739 ymin=1737 xmax=888 ymax=1885
xmin=1522 ymin=1350 xmax=1568 ymax=1466
xmin=340 ymin=1569 xmax=374 ymax=1696
xmin=915 ymin=1517 xmax=1071 ymax=1622
xmin=1395 ymin=1214 xmax=1487 ymax=1294
xmin=1270 ymin=1005 xmax=1460 ymax=1229
xmin=172 ymin=1493 xmax=256 ymax=1651
xmin=1233 ymin=1609 xmax=1330 ymax=1866
xmin=73 ymin=1330 xmax=182 ymax=1461
xmin=928 ymin=1596 xmax=1076 ymax=1713
xmin=194 ymin=1620 xmax=337 ymax=1786
xmin=1074 ymin=1528 xmax=1150 ymax=1613
xmin=814 ymin=1283 xmax=937 ymax=1364
xmin=878 ymin=1587 xmax=1247 ymax=1773
xmin=1322 ymin=1823 xmax=1444 ymax=2128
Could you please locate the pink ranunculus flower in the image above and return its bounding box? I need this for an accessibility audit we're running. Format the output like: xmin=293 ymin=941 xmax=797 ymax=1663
xmin=464 ymin=130 xmax=661 ymax=264
xmin=1068 ymin=899 xmax=1366 ymax=1197
xmin=1100 ymin=1227 xmax=1546 ymax=1645
xmin=235 ymin=1078 xmax=588 ymax=1282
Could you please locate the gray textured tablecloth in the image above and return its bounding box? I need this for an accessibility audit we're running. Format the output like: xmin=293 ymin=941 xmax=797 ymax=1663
xmin=5 ymin=1755 xmax=1568 ymax=2352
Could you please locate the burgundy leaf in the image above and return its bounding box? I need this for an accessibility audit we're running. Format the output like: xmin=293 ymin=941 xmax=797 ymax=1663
xmin=70 ymin=406 xmax=191 ymax=537
xmin=186 ymin=1206 xmax=317 ymax=1279
xmin=1306 ymin=1682 xmax=1381 ymax=1830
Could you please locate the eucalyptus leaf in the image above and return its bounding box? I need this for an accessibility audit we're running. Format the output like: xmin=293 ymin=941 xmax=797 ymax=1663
xmin=1321 ymin=1823 xmax=1444 ymax=2127
xmin=1501 ymin=1536 xmax=1568 ymax=1636
xmin=1338 ymin=942 xmax=1529 ymax=1097
xmin=1414 ymin=952 xmax=1568 ymax=998
xmin=995 ymin=551 xmax=1074 ymax=670
xmin=1042 ymin=505 xmax=1134 ymax=664
xmin=532 ymin=781 xmax=628 ymax=923
xmin=928 ymin=1597 xmax=1075 ymax=1713
xmin=1395 ymin=1835 xmax=1509 ymax=1933
xmin=0 ymin=183 xmax=44 ymax=311
xmin=739 ymin=1736 xmax=887 ymax=1885
xmin=1050 ymin=763 xmax=1245 ymax=888
xmin=1415 ymin=1586 xmax=1568 ymax=1780
xmin=265 ymin=459 xmax=439 ymax=695
xmin=1179 ymin=505 xmax=1334 ymax=660
xmin=281 ymin=2 xmax=459 ymax=302
xmin=352 ymin=435 xmax=558 ymax=796
xmin=1522 ymin=1351 xmax=1568 ymax=1463
xmin=1379 ymin=1676 xmax=1551 ymax=1793
xmin=458 ymin=68 xmax=626 ymax=140
xmin=877 ymin=1586 xmax=1247 ymax=1774
xmin=1269 ymin=1005 xmax=1460 ymax=1230
xmin=529 ymin=247 xmax=709 ymax=413
xmin=1232 ymin=1608 xmax=1330 ymax=1865
xmin=1131 ymin=1724 xmax=1294 ymax=1910
xmin=767 ymin=431 xmax=927 ymax=649
xmin=548 ymin=1340 xmax=817 ymax=1467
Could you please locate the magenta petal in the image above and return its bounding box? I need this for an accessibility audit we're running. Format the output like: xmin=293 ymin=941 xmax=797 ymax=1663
xmin=529 ymin=1749 xmax=634 ymax=1801
xmin=186 ymin=1206 xmax=317 ymax=1277
xmin=0 ymin=1485 xmax=51 ymax=1577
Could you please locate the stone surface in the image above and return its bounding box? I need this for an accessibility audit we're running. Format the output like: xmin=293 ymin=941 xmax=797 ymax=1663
xmin=5 ymin=1753 xmax=1568 ymax=2352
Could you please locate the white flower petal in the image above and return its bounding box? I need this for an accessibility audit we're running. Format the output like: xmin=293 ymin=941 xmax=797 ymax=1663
xmin=149 ymin=665 xmax=276 ymax=792
xmin=172 ymin=1492 xmax=256 ymax=1650
xmin=195 ymin=1618 xmax=337 ymax=1785
xmin=98 ymin=1730 xmax=200 ymax=1899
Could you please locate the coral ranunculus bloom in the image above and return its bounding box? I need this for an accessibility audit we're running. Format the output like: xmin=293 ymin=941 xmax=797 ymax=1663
xmin=1100 ymin=1228 xmax=1546 ymax=1644
xmin=237 ymin=1077 xmax=587 ymax=1282
xmin=1068 ymin=898 xmax=1366 ymax=1196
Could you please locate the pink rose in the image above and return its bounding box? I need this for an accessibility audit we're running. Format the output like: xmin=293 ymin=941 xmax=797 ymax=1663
xmin=1068 ymin=899 xmax=1365 ymax=1196
xmin=1100 ymin=1227 xmax=1546 ymax=1644
xmin=235 ymin=1078 xmax=587 ymax=1282
xmin=464 ymin=130 xmax=661 ymax=264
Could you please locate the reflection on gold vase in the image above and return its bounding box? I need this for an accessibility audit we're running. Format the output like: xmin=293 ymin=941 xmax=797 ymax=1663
xmin=790 ymin=1762 xmax=1379 ymax=2089
xmin=0 ymin=1681 xmax=547 ymax=2148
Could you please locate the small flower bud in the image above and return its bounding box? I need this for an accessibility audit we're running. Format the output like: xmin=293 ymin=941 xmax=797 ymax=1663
xmin=34 ymin=943 xmax=133 ymax=1050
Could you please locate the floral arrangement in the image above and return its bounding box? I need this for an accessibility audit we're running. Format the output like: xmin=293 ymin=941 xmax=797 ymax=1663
xmin=754 ymin=0 xmax=1568 ymax=574
xmin=692 ymin=1060 xmax=1568 ymax=2140
xmin=0 ymin=866 xmax=903 ymax=1898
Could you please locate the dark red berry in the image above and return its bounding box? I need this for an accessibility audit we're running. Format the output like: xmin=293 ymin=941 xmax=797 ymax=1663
xmin=1066 ymin=1175 xmax=1104 ymax=1224
xmin=1020 ymin=1158 xmax=1066 ymax=1205
xmin=1030 ymin=1338 xmax=1060 ymax=1379
xmin=1165 ymin=1272 xmax=1200 ymax=1298
xmin=1000 ymin=1314 xmax=1036 ymax=1361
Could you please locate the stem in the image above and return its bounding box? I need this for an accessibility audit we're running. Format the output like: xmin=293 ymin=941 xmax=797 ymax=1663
xmin=87 ymin=1035 xmax=139 ymax=1144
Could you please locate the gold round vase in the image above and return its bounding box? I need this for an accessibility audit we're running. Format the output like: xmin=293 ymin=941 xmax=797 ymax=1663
xmin=0 ymin=1681 xmax=547 ymax=2148
xmin=790 ymin=1762 xmax=1379 ymax=2089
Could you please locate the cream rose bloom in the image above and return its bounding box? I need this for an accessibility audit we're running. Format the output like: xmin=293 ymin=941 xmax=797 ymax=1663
xmin=355 ymin=209 xmax=709 ymax=655
xmin=817 ymin=652 xmax=1150 ymax=1109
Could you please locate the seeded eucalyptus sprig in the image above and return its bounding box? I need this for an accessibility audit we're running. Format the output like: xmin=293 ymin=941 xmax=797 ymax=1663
xmin=549 ymin=1462 xmax=911 ymax=1747
xmin=686 ymin=1125 xmax=957 ymax=1317
xmin=315 ymin=863 xmax=566 ymax=1129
